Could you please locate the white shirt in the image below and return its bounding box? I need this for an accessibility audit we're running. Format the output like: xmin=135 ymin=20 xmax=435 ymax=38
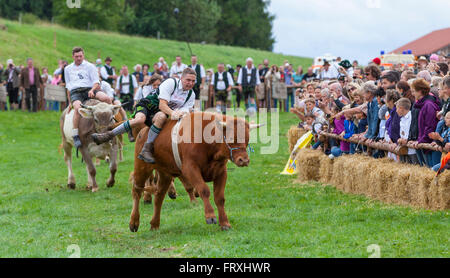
xmin=100 ymin=80 xmax=116 ymax=99
xmin=237 ymin=66 xmax=261 ymax=85
xmin=304 ymin=106 xmax=325 ymax=118
xmin=134 ymin=85 xmax=156 ymax=102
xmin=8 ymin=69 xmax=14 ymax=82
xmin=53 ymin=67 xmax=62 ymax=76
xmin=189 ymin=64 xmax=206 ymax=81
xmin=100 ymin=65 xmax=115 ymax=81
xmin=170 ymin=63 xmax=187 ymax=78
xmin=399 ymin=111 xmax=416 ymax=155
xmin=320 ymin=65 xmax=340 ymax=80
xmin=116 ymin=74 xmax=138 ymax=95
xmin=64 ymin=60 xmax=100 ymax=92
xmin=41 ymin=74 xmax=52 ymax=84
xmin=211 ymin=71 xmax=234 ymax=90
xmin=158 ymin=78 xmax=195 ymax=112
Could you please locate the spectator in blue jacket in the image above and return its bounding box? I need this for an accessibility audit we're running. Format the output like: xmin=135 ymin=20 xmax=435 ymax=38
xmin=362 ymin=82 xmax=379 ymax=142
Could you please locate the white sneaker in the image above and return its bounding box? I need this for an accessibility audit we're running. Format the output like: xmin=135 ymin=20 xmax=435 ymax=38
xmin=328 ymin=154 xmax=335 ymax=160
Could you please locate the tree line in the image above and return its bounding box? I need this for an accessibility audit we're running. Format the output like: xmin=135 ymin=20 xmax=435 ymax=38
xmin=0 ymin=0 xmax=275 ymax=51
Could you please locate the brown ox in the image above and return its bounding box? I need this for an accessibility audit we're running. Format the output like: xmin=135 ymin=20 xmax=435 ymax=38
xmin=60 ymin=99 xmax=121 ymax=192
xmin=129 ymin=111 xmax=261 ymax=231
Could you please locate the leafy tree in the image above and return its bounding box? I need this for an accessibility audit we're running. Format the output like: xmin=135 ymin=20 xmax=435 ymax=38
xmin=0 ymin=0 xmax=275 ymax=51
xmin=215 ymin=0 xmax=275 ymax=51
xmin=125 ymin=0 xmax=220 ymax=44
xmin=52 ymin=0 xmax=127 ymax=31
xmin=0 ymin=0 xmax=52 ymax=21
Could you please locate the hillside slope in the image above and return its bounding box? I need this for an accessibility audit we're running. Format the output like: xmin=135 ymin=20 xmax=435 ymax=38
xmin=0 ymin=18 xmax=312 ymax=71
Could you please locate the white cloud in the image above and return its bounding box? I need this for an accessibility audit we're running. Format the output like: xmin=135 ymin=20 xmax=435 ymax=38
xmin=269 ymin=0 xmax=450 ymax=65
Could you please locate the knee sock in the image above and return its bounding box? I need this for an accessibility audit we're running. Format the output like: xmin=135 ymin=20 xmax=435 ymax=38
xmin=146 ymin=124 xmax=162 ymax=144
xmin=73 ymin=129 xmax=79 ymax=137
xmin=111 ymin=120 xmax=131 ymax=136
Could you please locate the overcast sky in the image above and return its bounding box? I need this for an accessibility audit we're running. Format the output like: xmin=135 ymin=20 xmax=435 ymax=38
xmin=268 ymin=0 xmax=450 ymax=65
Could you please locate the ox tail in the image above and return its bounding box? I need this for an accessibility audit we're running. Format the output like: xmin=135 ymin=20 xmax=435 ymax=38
xmin=58 ymin=143 xmax=63 ymax=155
xmin=129 ymin=171 xmax=153 ymax=193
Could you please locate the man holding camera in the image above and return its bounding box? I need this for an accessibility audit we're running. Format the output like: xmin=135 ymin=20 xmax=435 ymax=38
xmin=319 ymin=60 xmax=339 ymax=80
xmin=2 ymin=59 xmax=21 ymax=111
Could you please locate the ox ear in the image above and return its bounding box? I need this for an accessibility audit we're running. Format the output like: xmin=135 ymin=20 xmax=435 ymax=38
xmin=111 ymin=104 xmax=121 ymax=116
xmin=78 ymin=108 xmax=93 ymax=119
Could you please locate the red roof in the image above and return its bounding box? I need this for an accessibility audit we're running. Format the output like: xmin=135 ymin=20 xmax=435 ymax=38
xmin=392 ymin=27 xmax=450 ymax=56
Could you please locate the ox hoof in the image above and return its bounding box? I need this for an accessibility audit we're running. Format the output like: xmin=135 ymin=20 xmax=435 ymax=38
xmin=129 ymin=223 xmax=139 ymax=233
xmin=168 ymin=192 xmax=177 ymax=200
xmin=144 ymin=199 xmax=152 ymax=205
xmin=91 ymin=187 xmax=99 ymax=193
xmin=67 ymin=183 xmax=76 ymax=190
xmin=106 ymin=179 xmax=115 ymax=188
xmin=206 ymin=218 xmax=217 ymax=225
xmin=221 ymin=225 xmax=231 ymax=231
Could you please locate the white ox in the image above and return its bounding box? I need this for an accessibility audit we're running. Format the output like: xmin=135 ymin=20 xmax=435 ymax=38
xmin=60 ymin=99 xmax=121 ymax=192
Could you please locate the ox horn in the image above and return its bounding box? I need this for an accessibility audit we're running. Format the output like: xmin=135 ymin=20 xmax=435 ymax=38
xmin=249 ymin=123 xmax=265 ymax=130
xmin=80 ymin=104 xmax=94 ymax=110
xmin=216 ymin=119 xmax=227 ymax=128
xmin=120 ymin=101 xmax=131 ymax=108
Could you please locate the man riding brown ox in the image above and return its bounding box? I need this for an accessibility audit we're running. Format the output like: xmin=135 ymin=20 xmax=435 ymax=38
xmin=129 ymin=112 xmax=262 ymax=232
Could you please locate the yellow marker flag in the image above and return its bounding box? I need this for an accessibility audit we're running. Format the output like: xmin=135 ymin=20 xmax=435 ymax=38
xmin=281 ymin=131 xmax=313 ymax=175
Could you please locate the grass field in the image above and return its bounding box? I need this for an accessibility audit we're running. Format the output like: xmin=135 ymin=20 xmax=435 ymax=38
xmin=0 ymin=109 xmax=448 ymax=258
xmin=0 ymin=18 xmax=312 ymax=72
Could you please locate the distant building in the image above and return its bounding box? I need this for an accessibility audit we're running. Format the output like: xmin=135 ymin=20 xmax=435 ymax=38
xmin=392 ymin=27 xmax=450 ymax=57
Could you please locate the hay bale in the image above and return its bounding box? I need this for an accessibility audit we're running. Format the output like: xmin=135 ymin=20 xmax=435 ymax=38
xmin=318 ymin=154 xmax=334 ymax=184
xmin=412 ymin=168 xmax=435 ymax=208
xmin=287 ymin=126 xmax=307 ymax=153
xmin=432 ymin=170 xmax=450 ymax=210
xmin=391 ymin=167 xmax=413 ymax=206
xmin=330 ymin=154 xmax=373 ymax=194
xmin=330 ymin=156 xmax=349 ymax=192
xmin=371 ymin=158 xmax=406 ymax=202
xmin=294 ymin=146 xmax=449 ymax=210
xmin=295 ymin=149 xmax=323 ymax=182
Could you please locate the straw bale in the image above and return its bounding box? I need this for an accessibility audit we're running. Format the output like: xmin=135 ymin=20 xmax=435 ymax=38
xmin=295 ymin=149 xmax=323 ymax=182
xmin=287 ymin=126 xmax=307 ymax=153
xmin=295 ymin=148 xmax=450 ymax=210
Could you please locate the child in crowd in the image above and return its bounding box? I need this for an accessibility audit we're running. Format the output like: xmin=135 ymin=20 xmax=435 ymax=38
xmin=396 ymin=98 xmax=420 ymax=164
xmin=329 ymin=108 xmax=354 ymax=158
xmin=429 ymin=111 xmax=450 ymax=171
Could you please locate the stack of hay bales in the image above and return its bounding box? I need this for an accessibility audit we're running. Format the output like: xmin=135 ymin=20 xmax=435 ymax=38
xmin=287 ymin=126 xmax=307 ymax=153
xmin=295 ymin=148 xmax=325 ymax=182
xmin=295 ymin=149 xmax=450 ymax=210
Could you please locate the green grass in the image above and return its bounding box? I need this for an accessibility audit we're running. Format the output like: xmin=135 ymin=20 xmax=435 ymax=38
xmin=0 ymin=18 xmax=312 ymax=71
xmin=0 ymin=109 xmax=448 ymax=258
